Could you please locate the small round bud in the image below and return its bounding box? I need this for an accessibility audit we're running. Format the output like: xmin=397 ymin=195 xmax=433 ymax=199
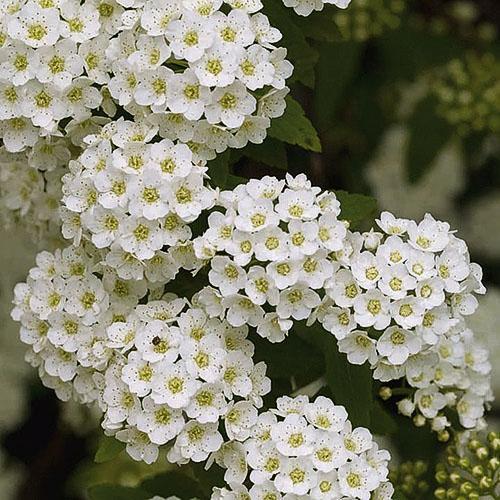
xmin=414 ymin=414 xmax=426 ymax=427
xmin=438 ymin=430 xmax=450 ymax=442
xmin=487 ymin=457 xmax=499 ymax=471
xmin=476 ymin=447 xmax=488 ymax=460
xmin=379 ymin=386 xmax=392 ymax=400
xmin=478 ymin=476 xmax=492 ymax=490
xmin=459 ymin=482 xmax=474 ymax=495
xmin=435 ymin=487 xmax=447 ymax=499
xmin=436 ymin=470 xmax=448 ymax=484
xmin=471 ymin=465 xmax=484 ymax=478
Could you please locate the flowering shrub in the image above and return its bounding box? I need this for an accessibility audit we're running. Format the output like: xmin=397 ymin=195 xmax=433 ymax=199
xmin=3 ymin=1 xmax=499 ymax=499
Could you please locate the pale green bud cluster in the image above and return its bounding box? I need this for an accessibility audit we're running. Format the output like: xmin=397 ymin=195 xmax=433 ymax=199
xmin=333 ymin=0 xmax=406 ymax=42
xmin=432 ymin=52 xmax=500 ymax=135
xmin=388 ymin=460 xmax=430 ymax=499
xmin=434 ymin=431 xmax=500 ymax=500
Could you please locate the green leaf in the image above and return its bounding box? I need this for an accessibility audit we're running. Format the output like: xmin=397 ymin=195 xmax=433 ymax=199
xmin=322 ymin=336 xmax=373 ymax=428
xmin=313 ymin=41 xmax=362 ymax=131
xmin=370 ymin=401 xmax=398 ymax=435
xmin=263 ymin=3 xmax=318 ymax=87
xmin=252 ymin=332 xmax=324 ymax=381
xmin=207 ymin=150 xmax=231 ymax=189
xmin=406 ymin=95 xmax=454 ymax=184
xmin=334 ymin=190 xmax=378 ymax=229
xmin=269 ymin=96 xmax=322 ymax=152
xmin=207 ymin=151 xmax=247 ymax=189
xmin=295 ymin=323 xmax=373 ymax=428
xmin=94 ymin=436 xmax=125 ymax=464
xmin=141 ymin=471 xmax=205 ymax=498
xmin=241 ymin=138 xmax=288 ymax=170
xmin=300 ymin=10 xmax=340 ymax=42
xmin=88 ymin=485 xmax=150 ymax=500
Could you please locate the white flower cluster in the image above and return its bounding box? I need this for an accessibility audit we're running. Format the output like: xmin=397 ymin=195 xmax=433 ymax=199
xmin=282 ymin=0 xmax=351 ymax=17
xmin=11 ymin=242 xmax=271 ymax=465
xmin=190 ymin=175 xmax=491 ymax=430
xmin=61 ymin=118 xmax=217 ymax=265
xmin=0 ymin=137 xmax=74 ymax=242
xmin=193 ymin=173 xmax=348 ymax=342
xmin=1 ymin=0 xmax=293 ymax=157
xmin=322 ymin=212 xmax=492 ymax=430
xmin=210 ymin=395 xmax=393 ymax=500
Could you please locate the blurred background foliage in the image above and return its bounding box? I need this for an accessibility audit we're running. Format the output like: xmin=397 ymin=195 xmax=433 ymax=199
xmin=1 ymin=0 xmax=499 ymax=498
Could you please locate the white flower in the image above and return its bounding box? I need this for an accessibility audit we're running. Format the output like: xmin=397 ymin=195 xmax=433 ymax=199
xmin=271 ymin=413 xmax=315 ymax=456
xmin=206 ymin=82 xmax=257 ymax=128
xmin=186 ymin=382 xmax=228 ymax=423
xmin=193 ymin=44 xmax=239 ymax=87
xmin=234 ymin=196 xmax=279 ymax=233
xmin=376 ymin=326 xmax=421 ymax=365
xmin=121 ymin=350 xmax=155 ymax=396
xmin=390 ymin=297 xmax=425 ymax=329
xmin=168 ymin=69 xmax=211 ymax=120
xmin=151 ymin=360 xmax=200 ymax=408
xmin=60 ymin=0 xmax=101 ymax=43
xmin=180 ymin=335 xmax=226 ymax=382
xmin=338 ymin=456 xmax=379 ymax=500
xmin=0 ymin=42 xmax=37 ymax=86
xmin=225 ymin=401 xmax=258 ymax=441
xmin=209 ymin=256 xmax=247 ymax=296
xmin=276 ymin=188 xmax=319 ymax=221
xmin=135 ymin=320 xmax=181 ymax=363
xmin=407 ymin=213 xmax=450 ymax=253
xmin=353 ymin=290 xmax=391 ymax=330
xmin=276 ymin=283 xmax=321 ymax=320
xmin=166 ymin=12 xmax=214 ymax=62
xmin=115 ymin=426 xmax=159 ymax=464
xmin=274 ymin=457 xmax=317 ymax=495
xmin=33 ymin=39 xmax=83 ymax=90
xmin=118 ymin=216 xmax=164 ymax=260
xmin=171 ymin=420 xmax=223 ymax=462
xmin=236 ymin=44 xmax=274 ymax=90
xmin=338 ymin=331 xmax=377 ymax=365
xmin=136 ymin=396 xmax=185 ymax=445
xmin=414 ymin=386 xmax=447 ymax=419
xmin=8 ymin=2 xmax=61 ymax=49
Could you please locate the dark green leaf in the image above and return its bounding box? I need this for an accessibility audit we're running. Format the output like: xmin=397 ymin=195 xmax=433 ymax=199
xmin=370 ymin=401 xmax=398 ymax=435
xmin=300 ymin=10 xmax=340 ymax=42
xmin=295 ymin=323 xmax=373 ymax=428
xmin=207 ymin=150 xmax=231 ymax=189
xmin=322 ymin=336 xmax=373 ymax=428
xmin=94 ymin=436 xmax=125 ymax=464
xmin=252 ymin=332 xmax=324 ymax=380
xmin=141 ymin=471 xmax=205 ymax=498
xmin=88 ymin=485 xmax=150 ymax=500
xmin=269 ymin=96 xmax=322 ymax=152
xmin=263 ymin=3 xmax=318 ymax=87
xmin=241 ymin=138 xmax=288 ymax=170
xmin=406 ymin=95 xmax=454 ymax=184
xmin=334 ymin=190 xmax=378 ymax=229
xmin=313 ymin=41 xmax=362 ymax=131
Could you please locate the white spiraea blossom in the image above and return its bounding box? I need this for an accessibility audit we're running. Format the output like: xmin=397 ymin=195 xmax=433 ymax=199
xmin=191 ymin=175 xmax=492 ymax=431
xmin=283 ymin=0 xmax=352 ymax=17
xmin=11 ymin=242 xmax=271 ymax=466
xmin=210 ymin=395 xmax=392 ymax=500
xmin=0 ymin=0 xmax=294 ymax=159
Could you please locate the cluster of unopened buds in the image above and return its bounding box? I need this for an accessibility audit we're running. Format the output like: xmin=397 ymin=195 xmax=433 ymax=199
xmin=434 ymin=431 xmax=500 ymax=499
